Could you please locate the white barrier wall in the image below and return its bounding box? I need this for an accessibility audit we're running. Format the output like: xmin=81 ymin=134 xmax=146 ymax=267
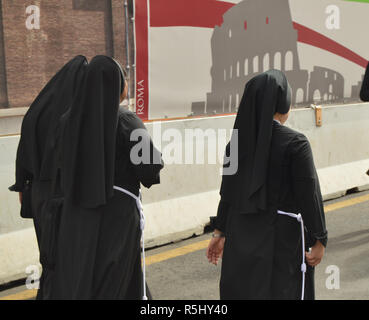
xmin=0 ymin=135 xmax=38 ymax=284
xmin=1 ymin=103 xmax=369 ymax=284
xmin=142 ymin=103 xmax=369 ymax=247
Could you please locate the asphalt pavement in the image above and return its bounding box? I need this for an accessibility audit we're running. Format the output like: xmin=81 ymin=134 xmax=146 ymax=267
xmin=1 ymin=190 xmax=368 ymax=300
xmin=146 ymin=190 xmax=369 ymax=300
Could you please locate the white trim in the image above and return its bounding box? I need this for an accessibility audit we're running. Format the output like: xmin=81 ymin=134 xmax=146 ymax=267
xmin=113 ymin=186 xmax=148 ymax=300
xmin=277 ymin=210 xmax=306 ymax=300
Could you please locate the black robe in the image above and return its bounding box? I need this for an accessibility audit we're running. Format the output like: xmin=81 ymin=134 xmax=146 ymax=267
xmin=50 ymin=107 xmax=163 ymax=300
xmin=215 ymin=121 xmax=328 ymax=300
xmin=8 ymin=56 xmax=87 ymax=299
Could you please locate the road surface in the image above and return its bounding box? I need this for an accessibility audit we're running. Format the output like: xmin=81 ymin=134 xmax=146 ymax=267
xmin=1 ymin=190 xmax=368 ymax=300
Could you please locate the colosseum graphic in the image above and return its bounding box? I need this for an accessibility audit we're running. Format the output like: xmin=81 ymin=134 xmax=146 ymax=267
xmin=191 ymin=0 xmax=356 ymax=115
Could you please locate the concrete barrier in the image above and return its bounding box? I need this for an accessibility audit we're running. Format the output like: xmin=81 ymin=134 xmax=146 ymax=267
xmin=142 ymin=103 xmax=369 ymax=247
xmin=0 ymin=135 xmax=37 ymax=284
xmin=1 ymin=103 xmax=369 ymax=284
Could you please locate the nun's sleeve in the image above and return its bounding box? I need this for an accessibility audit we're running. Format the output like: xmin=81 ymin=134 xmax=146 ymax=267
xmin=9 ymin=138 xmax=33 ymax=192
xmin=211 ymin=199 xmax=230 ymax=233
xmin=120 ymin=111 xmax=164 ymax=188
xmin=290 ymin=134 xmax=328 ymax=247
xmin=360 ymin=62 xmax=369 ymax=102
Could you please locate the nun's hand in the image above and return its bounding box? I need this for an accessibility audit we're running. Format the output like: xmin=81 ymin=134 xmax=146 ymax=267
xmin=18 ymin=192 xmax=22 ymax=204
xmin=305 ymin=240 xmax=325 ymax=267
xmin=206 ymin=231 xmax=225 ymax=266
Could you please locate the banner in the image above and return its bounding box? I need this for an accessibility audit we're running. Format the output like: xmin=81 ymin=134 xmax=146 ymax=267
xmin=134 ymin=0 xmax=369 ymax=120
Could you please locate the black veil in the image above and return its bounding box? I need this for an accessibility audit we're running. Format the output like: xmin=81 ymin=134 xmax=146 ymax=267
xmin=10 ymin=55 xmax=88 ymax=191
xmin=39 ymin=56 xmax=88 ymax=180
xmin=62 ymin=55 xmax=122 ymax=208
xmin=220 ymin=69 xmax=291 ymax=214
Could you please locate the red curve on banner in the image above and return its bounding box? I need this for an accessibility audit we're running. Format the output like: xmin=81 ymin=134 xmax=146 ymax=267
xmin=150 ymin=0 xmax=368 ymax=68
xmin=293 ymin=22 xmax=368 ymax=68
xmin=150 ymin=0 xmax=233 ymax=28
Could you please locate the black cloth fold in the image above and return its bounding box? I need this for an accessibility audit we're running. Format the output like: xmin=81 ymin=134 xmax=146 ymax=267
xmin=289 ymin=134 xmax=328 ymax=247
xmin=8 ymin=56 xmax=87 ymax=299
xmin=114 ymin=107 xmax=164 ymax=195
xmin=10 ymin=56 xmax=88 ymax=194
xmin=220 ymin=70 xmax=291 ymax=214
xmin=214 ymin=122 xmax=328 ymax=247
xmin=39 ymin=56 xmax=88 ymax=181
xmin=61 ymin=55 xmax=121 ymax=208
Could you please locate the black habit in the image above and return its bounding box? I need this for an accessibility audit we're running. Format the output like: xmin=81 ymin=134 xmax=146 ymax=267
xmin=214 ymin=70 xmax=328 ymax=300
xmin=50 ymin=56 xmax=163 ymax=299
xmin=9 ymin=56 xmax=88 ymax=299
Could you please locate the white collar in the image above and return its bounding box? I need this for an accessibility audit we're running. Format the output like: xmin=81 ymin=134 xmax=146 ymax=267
xmin=273 ymin=119 xmax=281 ymax=125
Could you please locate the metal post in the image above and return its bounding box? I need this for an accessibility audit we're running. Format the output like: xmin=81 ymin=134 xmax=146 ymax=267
xmin=131 ymin=1 xmax=136 ymax=113
xmin=124 ymin=0 xmax=131 ymax=107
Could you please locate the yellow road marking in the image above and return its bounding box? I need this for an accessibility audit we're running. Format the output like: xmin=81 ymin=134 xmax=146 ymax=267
xmin=0 ymin=289 xmax=37 ymax=301
xmin=1 ymin=192 xmax=369 ymax=300
xmin=146 ymin=240 xmax=210 ymax=266
xmin=324 ymin=193 xmax=369 ymax=213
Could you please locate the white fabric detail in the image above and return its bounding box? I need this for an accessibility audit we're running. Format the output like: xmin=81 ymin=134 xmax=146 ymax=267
xmin=113 ymin=186 xmax=147 ymax=300
xmin=277 ymin=210 xmax=306 ymax=300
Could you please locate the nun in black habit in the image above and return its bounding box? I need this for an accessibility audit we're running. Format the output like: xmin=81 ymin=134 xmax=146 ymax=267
xmin=207 ymin=70 xmax=328 ymax=300
xmin=9 ymin=55 xmax=88 ymax=299
xmin=51 ymin=55 xmax=163 ymax=300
